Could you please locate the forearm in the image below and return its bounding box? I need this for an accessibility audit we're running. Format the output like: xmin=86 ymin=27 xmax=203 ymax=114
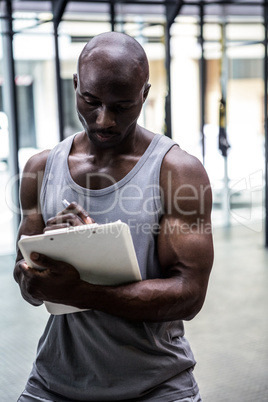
xmin=69 ymin=277 xmax=204 ymax=322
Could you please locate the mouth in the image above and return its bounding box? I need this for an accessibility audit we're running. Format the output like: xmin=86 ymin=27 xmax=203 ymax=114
xmin=95 ymin=132 xmax=118 ymax=142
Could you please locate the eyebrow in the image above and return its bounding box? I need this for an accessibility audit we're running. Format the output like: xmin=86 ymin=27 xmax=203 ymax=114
xmin=81 ymin=91 xmax=99 ymax=99
xmin=81 ymin=91 xmax=134 ymax=104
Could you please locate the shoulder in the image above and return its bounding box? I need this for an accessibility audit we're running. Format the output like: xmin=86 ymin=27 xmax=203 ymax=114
xmin=160 ymin=145 xmax=212 ymax=217
xmin=161 ymin=145 xmax=210 ymax=187
xmin=22 ymin=133 xmax=76 ymax=174
xmin=20 ymin=150 xmax=51 ymax=209
xmin=22 ymin=149 xmax=51 ymax=175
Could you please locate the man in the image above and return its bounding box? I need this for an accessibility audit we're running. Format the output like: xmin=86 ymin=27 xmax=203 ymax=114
xmin=14 ymin=32 xmax=214 ymax=402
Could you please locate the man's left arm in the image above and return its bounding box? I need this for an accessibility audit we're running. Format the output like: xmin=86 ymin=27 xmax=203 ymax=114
xmin=157 ymin=146 xmax=214 ymax=320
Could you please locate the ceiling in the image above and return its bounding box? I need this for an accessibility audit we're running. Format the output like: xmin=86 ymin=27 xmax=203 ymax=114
xmin=8 ymin=0 xmax=266 ymax=20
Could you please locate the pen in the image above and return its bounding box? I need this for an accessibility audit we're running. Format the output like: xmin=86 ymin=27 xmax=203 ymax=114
xmin=62 ymin=199 xmax=70 ymax=208
xmin=62 ymin=198 xmax=93 ymax=224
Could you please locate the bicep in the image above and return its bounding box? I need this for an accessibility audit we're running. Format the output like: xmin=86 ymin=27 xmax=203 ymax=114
xmin=158 ymin=215 xmax=213 ymax=280
xmin=157 ymin=217 xmax=213 ymax=320
xmin=158 ymin=148 xmax=214 ymax=286
xmin=16 ymin=189 xmax=45 ymax=263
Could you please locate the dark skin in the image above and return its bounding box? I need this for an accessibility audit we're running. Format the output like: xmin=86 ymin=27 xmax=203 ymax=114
xmin=14 ymin=32 xmax=214 ymax=321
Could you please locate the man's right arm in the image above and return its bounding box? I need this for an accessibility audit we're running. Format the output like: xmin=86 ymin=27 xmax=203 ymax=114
xmin=14 ymin=150 xmax=50 ymax=306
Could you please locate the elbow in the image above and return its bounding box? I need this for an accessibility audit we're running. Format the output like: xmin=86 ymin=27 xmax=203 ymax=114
xmin=183 ymin=288 xmax=207 ymax=321
xmin=182 ymin=270 xmax=211 ymax=320
xmin=183 ymin=304 xmax=203 ymax=321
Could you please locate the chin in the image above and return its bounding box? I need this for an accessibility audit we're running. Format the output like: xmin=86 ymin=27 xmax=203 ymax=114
xmin=90 ymin=133 xmax=122 ymax=148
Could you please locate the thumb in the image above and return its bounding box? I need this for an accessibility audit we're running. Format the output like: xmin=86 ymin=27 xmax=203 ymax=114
xmin=30 ymin=252 xmax=75 ymax=274
xmin=30 ymin=252 xmax=52 ymax=270
xmin=69 ymin=202 xmax=95 ymax=224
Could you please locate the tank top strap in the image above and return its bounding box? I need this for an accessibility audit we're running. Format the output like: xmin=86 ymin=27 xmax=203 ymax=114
xmin=40 ymin=134 xmax=76 ymax=209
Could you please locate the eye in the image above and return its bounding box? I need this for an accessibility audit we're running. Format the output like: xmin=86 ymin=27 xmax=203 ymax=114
xmin=85 ymin=99 xmax=101 ymax=107
xmin=116 ymin=105 xmax=131 ymax=112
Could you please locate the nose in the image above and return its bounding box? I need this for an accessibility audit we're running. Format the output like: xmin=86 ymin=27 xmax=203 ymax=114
xmin=96 ymin=106 xmax=116 ymax=128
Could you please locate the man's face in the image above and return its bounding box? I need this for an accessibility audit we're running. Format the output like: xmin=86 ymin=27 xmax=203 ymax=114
xmin=73 ymin=59 xmax=149 ymax=148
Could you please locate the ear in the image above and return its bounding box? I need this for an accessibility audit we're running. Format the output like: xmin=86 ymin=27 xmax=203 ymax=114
xmin=73 ymin=73 xmax=78 ymax=90
xmin=143 ymin=83 xmax=151 ymax=103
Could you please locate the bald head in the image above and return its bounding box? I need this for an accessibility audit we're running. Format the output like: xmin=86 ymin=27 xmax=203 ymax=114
xmin=77 ymin=32 xmax=150 ymax=88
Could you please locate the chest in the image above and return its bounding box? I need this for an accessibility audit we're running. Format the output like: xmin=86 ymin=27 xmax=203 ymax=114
xmin=67 ymin=154 xmax=140 ymax=190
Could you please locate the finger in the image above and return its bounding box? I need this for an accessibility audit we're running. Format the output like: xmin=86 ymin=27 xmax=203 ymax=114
xmin=19 ymin=260 xmax=46 ymax=277
xmin=47 ymin=213 xmax=86 ymax=228
xmin=61 ymin=202 xmax=94 ymax=224
xmin=29 ymin=252 xmax=72 ymax=274
xmin=46 ymin=215 xmax=77 ymax=227
xmin=19 ymin=261 xmax=30 ymax=273
xmin=44 ymin=223 xmax=72 ymax=232
xmin=30 ymin=252 xmax=54 ymax=269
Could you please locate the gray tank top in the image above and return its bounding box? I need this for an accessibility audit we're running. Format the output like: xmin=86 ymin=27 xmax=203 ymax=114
xmin=26 ymin=133 xmax=198 ymax=401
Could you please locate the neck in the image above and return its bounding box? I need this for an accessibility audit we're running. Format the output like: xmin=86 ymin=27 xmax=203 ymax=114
xmin=68 ymin=126 xmax=155 ymax=190
xmin=78 ymin=126 xmax=144 ymax=163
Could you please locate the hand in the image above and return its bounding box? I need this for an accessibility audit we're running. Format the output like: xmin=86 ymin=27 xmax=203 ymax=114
xmin=14 ymin=259 xmax=44 ymax=306
xmin=44 ymin=202 xmax=95 ymax=232
xmin=18 ymin=252 xmax=81 ymax=304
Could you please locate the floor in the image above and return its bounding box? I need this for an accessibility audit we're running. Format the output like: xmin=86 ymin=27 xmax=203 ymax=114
xmin=0 ymin=223 xmax=268 ymax=402
xmin=185 ymin=223 xmax=268 ymax=401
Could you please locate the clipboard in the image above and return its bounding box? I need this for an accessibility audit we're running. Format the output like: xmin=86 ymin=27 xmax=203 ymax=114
xmin=18 ymin=221 xmax=141 ymax=315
